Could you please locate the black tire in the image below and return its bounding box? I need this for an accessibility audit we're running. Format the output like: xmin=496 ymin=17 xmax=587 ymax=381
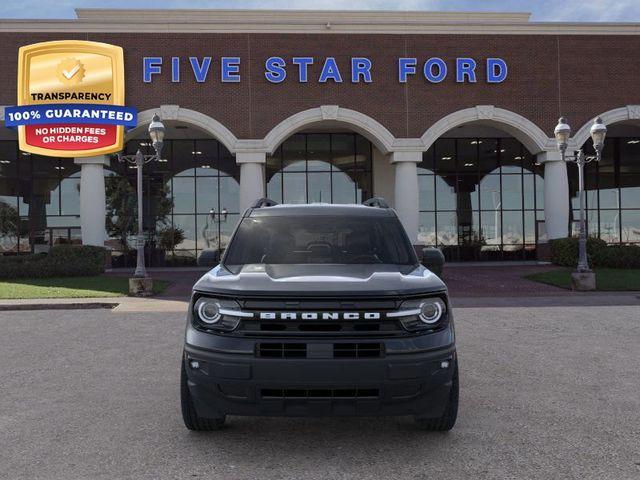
xmin=414 ymin=362 xmax=459 ymax=431
xmin=181 ymin=362 xmax=226 ymax=431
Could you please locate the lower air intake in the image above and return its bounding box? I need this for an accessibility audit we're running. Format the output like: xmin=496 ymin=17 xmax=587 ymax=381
xmin=261 ymin=388 xmax=379 ymax=399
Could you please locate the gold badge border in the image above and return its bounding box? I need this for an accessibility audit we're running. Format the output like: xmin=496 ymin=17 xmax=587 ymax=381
xmin=17 ymin=40 xmax=125 ymax=158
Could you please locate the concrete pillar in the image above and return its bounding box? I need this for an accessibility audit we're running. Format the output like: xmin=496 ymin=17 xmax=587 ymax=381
xmin=237 ymin=152 xmax=266 ymax=212
xmin=74 ymin=155 xmax=109 ymax=246
xmin=538 ymin=151 xmax=569 ymax=239
xmin=372 ymin=146 xmax=395 ymax=207
xmin=391 ymin=151 xmax=422 ymax=244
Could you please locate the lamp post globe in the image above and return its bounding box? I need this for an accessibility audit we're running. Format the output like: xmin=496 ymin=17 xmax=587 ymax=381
xmin=148 ymin=113 xmax=166 ymax=157
xmin=590 ymin=116 xmax=607 ymax=154
xmin=554 ymin=117 xmax=571 ymax=155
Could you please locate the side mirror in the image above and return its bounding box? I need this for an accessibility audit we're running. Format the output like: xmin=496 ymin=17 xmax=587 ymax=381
xmin=421 ymin=247 xmax=445 ymax=277
xmin=197 ymin=249 xmax=221 ymax=267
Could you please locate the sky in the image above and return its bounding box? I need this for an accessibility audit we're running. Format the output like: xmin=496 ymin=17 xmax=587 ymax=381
xmin=0 ymin=0 xmax=639 ymax=22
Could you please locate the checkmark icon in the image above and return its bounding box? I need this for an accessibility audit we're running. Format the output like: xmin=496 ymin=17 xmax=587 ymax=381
xmin=62 ymin=64 xmax=80 ymax=79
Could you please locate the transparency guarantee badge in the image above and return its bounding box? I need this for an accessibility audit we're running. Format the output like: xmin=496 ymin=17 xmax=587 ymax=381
xmin=5 ymin=40 xmax=136 ymax=157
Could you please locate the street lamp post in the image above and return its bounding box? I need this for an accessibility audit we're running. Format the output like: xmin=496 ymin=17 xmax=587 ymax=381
xmin=553 ymin=116 xmax=607 ymax=289
xmin=117 ymin=114 xmax=165 ymax=293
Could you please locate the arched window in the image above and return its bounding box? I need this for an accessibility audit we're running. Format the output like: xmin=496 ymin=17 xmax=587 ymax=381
xmin=418 ymin=137 xmax=544 ymax=261
xmin=107 ymin=138 xmax=240 ymax=267
xmin=266 ymin=133 xmax=373 ymax=204
xmin=569 ymin=136 xmax=640 ymax=244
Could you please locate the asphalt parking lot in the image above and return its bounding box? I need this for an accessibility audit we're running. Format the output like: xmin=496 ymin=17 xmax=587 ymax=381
xmin=1 ymin=305 xmax=639 ymax=480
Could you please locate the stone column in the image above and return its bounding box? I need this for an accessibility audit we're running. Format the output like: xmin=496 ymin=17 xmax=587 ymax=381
xmin=237 ymin=151 xmax=266 ymax=213
xmin=538 ymin=151 xmax=569 ymax=240
xmin=74 ymin=155 xmax=109 ymax=246
xmin=391 ymin=151 xmax=422 ymax=244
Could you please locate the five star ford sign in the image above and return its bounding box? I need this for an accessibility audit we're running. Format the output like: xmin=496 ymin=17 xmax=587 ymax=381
xmin=5 ymin=40 xmax=137 ymax=158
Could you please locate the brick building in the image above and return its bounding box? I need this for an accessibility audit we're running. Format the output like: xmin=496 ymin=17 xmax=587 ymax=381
xmin=0 ymin=9 xmax=639 ymax=265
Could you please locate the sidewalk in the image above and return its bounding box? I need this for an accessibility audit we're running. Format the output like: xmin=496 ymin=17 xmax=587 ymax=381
xmin=0 ymin=296 xmax=190 ymax=313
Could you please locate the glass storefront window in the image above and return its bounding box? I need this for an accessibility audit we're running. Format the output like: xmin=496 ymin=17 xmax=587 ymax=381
xmin=502 ymin=175 xmax=523 ymax=211
xmin=621 ymin=174 xmax=640 ymax=209
xmin=195 ymin=177 xmax=219 ymax=214
xmin=599 ymin=210 xmax=620 ymax=243
xmin=102 ymin=138 xmax=240 ymax=267
xmin=172 ymin=177 xmax=196 ymax=214
xmin=479 ymin=175 xmax=501 ymax=211
xmin=418 ymin=175 xmax=435 ymax=211
xmin=418 ymin=211 xmax=436 ymax=246
xmin=568 ymin=137 xmax=640 ymax=245
xmin=435 ymin=176 xmax=456 ymax=210
xmin=621 ymin=210 xmax=640 ymax=243
xmin=282 ymin=135 xmax=305 ymax=172
xmin=331 ymin=171 xmax=356 ymax=204
xmin=307 ymin=172 xmax=331 ymax=203
xmin=307 ymin=134 xmax=331 ymax=171
xmin=60 ymin=176 xmax=80 ymax=216
xmin=266 ymin=133 xmax=373 ymax=205
xmin=419 ymin=136 xmax=543 ymax=260
xmin=437 ymin=211 xmax=458 ymax=245
xmin=282 ymin=173 xmax=307 ymax=204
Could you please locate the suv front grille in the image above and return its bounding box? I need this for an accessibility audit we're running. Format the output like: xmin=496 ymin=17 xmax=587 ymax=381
xmin=333 ymin=342 xmax=383 ymax=358
xmin=241 ymin=319 xmax=400 ymax=336
xmin=261 ymin=388 xmax=379 ymax=399
xmin=257 ymin=343 xmax=307 ymax=358
xmin=257 ymin=342 xmax=383 ymax=359
xmin=234 ymin=297 xmax=406 ymax=337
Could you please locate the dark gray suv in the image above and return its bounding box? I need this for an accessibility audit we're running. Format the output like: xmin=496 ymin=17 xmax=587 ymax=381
xmin=181 ymin=198 xmax=458 ymax=431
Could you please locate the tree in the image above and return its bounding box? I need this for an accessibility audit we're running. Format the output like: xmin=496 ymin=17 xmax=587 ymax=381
xmin=105 ymin=176 xmax=173 ymax=252
xmin=0 ymin=201 xmax=21 ymax=250
xmin=157 ymin=226 xmax=185 ymax=251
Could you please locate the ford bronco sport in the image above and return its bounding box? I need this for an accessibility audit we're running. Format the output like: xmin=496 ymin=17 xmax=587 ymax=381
xmin=181 ymin=198 xmax=458 ymax=431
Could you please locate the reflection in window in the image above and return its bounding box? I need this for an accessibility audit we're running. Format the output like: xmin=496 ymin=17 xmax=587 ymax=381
xmin=111 ymin=138 xmax=241 ymax=267
xmin=266 ymin=133 xmax=373 ymax=204
xmin=0 ymin=146 xmax=84 ymax=253
xmin=569 ymin=137 xmax=640 ymax=245
xmin=419 ymin=138 xmax=543 ymax=260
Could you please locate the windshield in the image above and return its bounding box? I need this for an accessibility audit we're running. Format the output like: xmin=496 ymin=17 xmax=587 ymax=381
xmin=223 ymin=214 xmax=418 ymax=273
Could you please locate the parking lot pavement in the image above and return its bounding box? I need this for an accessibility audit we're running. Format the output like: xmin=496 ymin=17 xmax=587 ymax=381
xmin=1 ymin=306 xmax=639 ymax=480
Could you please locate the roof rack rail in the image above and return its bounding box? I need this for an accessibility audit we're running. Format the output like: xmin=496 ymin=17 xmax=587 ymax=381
xmin=250 ymin=198 xmax=279 ymax=208
xmin=362 ymin=197 xmax=390 ymax=208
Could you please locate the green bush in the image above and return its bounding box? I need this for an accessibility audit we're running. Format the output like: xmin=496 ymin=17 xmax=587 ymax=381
xmin=550 ymin=237 xmax=640 ymax=268
xmin=592 ymin=245 xmax=640 ymax=268
xmin=0 ymin=245 xmax=106 ymax=279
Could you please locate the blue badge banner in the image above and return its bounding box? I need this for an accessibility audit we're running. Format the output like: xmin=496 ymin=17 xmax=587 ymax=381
xmin=5 ymin=104 xmax=137 ymax=128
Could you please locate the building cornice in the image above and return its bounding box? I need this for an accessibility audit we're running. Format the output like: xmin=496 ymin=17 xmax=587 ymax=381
xmin=0 ymin=9 xmax=638 ymax=35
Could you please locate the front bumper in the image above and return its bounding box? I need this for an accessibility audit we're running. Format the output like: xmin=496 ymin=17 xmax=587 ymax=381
xmin=184 ymin=324 xmax=456 ymax=418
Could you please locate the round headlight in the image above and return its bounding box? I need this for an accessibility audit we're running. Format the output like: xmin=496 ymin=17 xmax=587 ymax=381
xmin=196 ymin=299 xmax=221 ymax=324
xmin=419 ymin=299 xmax=445 ymax=324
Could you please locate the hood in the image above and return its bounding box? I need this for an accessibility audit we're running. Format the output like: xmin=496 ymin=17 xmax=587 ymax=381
xmin=193 ymin=263 xmax=446 ymax=297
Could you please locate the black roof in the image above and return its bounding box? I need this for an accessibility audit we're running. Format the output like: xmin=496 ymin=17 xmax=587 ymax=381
xmin=248 ymin=203 xmax=395 ymax=217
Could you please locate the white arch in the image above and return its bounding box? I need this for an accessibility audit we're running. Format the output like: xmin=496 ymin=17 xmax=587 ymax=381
xmin=127 ymin=105 xmax=239 ymax=153
xmin=263 ymin=105 xmax=396 ymax=155
xmin=420 ymin=105 xmax=553 ymax=154
xmin=572 ymin=105 xmax=640 ymax=148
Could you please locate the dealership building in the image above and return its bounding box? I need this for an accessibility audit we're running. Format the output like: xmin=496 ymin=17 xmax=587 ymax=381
xmin=0 ymin=9 xmax=639 ymax=265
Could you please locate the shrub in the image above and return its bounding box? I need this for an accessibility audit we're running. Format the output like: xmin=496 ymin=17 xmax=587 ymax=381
xmin=550 ymin=237 xmax=607 ymax=267
xmin=0 ymin=245 xmax=106 ymax=279
xmin=157 ymin=226 xmax=185 ymax=251
xmin=593 ymin=244 xmax=640 ymax=268
xmin=550 ymin=237 xmax=640 ymax=268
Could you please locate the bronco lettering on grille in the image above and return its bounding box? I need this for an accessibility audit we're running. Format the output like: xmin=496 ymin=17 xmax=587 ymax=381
xmin=258 ymin=312 xmax=381 ymax=320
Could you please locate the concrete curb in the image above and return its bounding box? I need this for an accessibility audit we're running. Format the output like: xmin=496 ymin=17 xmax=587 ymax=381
xmin=0 ymin=302 xmax=119 ymax=311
